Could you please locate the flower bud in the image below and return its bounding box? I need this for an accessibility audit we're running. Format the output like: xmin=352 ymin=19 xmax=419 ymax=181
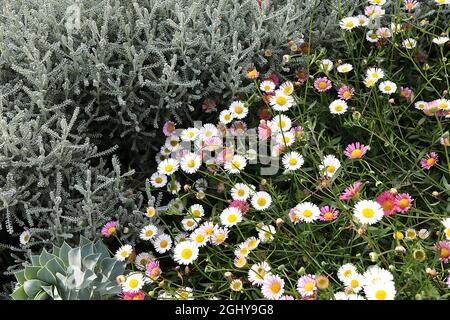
xmin=389 ymin=188 xmax=398 ymax=195
xmin=276 ymin=218 xmax=284 ymax=226
xmin=224 ymin=271 xmax=233 ymax=279
xmin=116 ymin=275 xmax=126 ymax=284
xmin=418 ymin=229 xmax=429 ymax=239
xmin=413 ymin=249 xmax=426 ymax=262
xmin=395 ymin=245 xmax=406 ymax=253
xmin=369 ymin=252 xmax=378 ymax=262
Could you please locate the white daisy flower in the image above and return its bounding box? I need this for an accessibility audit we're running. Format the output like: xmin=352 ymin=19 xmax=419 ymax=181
xmin=337 ymin=63 xmax=353 ymax=73
xmin=260 ymin=80 xmax=276 ymax=93
xmin=258 ymin=224 xmax=276 ymax=243
xmin=122 ymin=273 xmax=145 ymax=293
xmin=282 ymin=151 xmax=304 ymax=171
xmin=275 ymin=131 xmax=295 ymax=146
xmin=294 ymin=202 xmax=320 ymax=223
xmin=220 ymin=207 xmax=243 ymax=227
xmin=436 ymin=98 xmax=450 ymax=110
xmin=173 ymin=241 xmax=199 ymax=265
xmin=363 ymin=265 xmax=394 ymax=286
xmin=435 ymin=0 xmax=449 ymax=6
xmin=180 ymin=127 xmax=199 ymax=142
xmin=378 ymin=80 xmax=397 ymax=94
xmin=376 ymin=27 xmax=391 ymax=39
xmin=140 ymin=224 xmax=158 ymax=241
xmin=231 ymin=183 xmax=253 ymax=201
xmin=339 ymin=17 xmax=359 ymax=30
xmin=261 ymin=274 xmax=285 ymax=300
xmin=19 ymin=230 xmax=31 ymax=245
xmin=153 ymin=234 xmax=172 ymax=254
xmin=414 ymin=101 xmax=428 ymax=110
xmin=366 ymin=30 xmax=379 ymax=43
xmin=180 ymin=152 xmax=201 ymax=174
xmin=229 ymin=101 xmax=248 ymax=119
xmin=182 ymin=218 xmax=199 ymax=231
xmin=344 ymin=273 xmax=364 ymax=293
xmin=441 ymin=218 xmax=450 ymax=239
xmin=230 ymin=279 xmax=243 ymax=292
xmin=402 ymin=38 xmax=417 ymax=49
xmin=135 ymin=252 xmax=154 ymax=270
xmin=269 ymin=90 xmax=294 ymax=111
xmin=369 ymin=0 xmax=386 ymax=5
xmin=366 ymin=67 xmax=385 ymax=81
xmin=270 ymin=114 xmax=292 ymax=132
xmin=198 ymin=221 xmax=217 ymax=238
xmin=219 ymin=110 xmax=234 ymax=124
xmin=353 ymin=200 xmax=384 ymax=225
xmin=190 ymin=228 xmax=208 ymax=247
xmin=167 ymin=180 xmax=181 ymax=195
xmin=279 ymin=81 xmax=295 ymax=95
xmin=211 ymin=227 xmax=229 ymax=245
xmin=157 ymin=158 xmax=179 ymax=175
xmin=319 ymin=59 xmax=333 ymax=72
xmin=165 ymin=135 xmax=181 ymax=152
xmin=433 ymin=36 xmax=449 ymax=45
xmin=200 ymin=123 xmax=219 ymax=140
xmin=248 ymin=262 xmax=271 ymax=286
xmin=329 ymin=99 xmax=348 ymax=115
xmin=337 ymin=263 xmax=358 ymax=283
xmin=357 ymin=15 xmax=369 ymax=27
xmin=150 ymin=172 xmax=168 ymax=188
xmin=234 ymin=242 xmax=250 ymax=257
xmin=251 ymin=191 xmax=272 ymax=211
xmin=145 ymin=206 xmax=157 ymax=218
xmin=115 ymin=244 xmax=133 ymax=261
xmin=224 ymin=155 xmax=247 ymax=174
xmin=175 ymin=232 xmax=189 ymax=244
xmin=319 ymin=154 xmax=341 ymax=178
xmin=364 ymin=281 xmax=396 ymax=300
xmin=244 ymin=237 xmax=260 ymax=250
xmin=188 ymin=204 xmax=204 ymax=218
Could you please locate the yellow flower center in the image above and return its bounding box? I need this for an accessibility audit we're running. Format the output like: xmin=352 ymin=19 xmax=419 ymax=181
xmin=384 ymin=85 xmax=391 ymax=91
xmin=247 ymin=69 xmax=258 ymax=78
xmin=441 ymin=247 xmax=449 ymax=259
xmin=231 ymin=160 xmax=241 ymax=169
xmin=289 ymin=158 xmax=298 ymax=166
xmin=375 ymin=290 xmax=387 ymax=300
xmin=155 ymin=177 xmax=162 ymax=183
xmin=170 ymin=140 xmax=178 ymax=147
xmin=247 ymin=239 xmax=257 ymax=248
xmin=323 ymin=212 xmax=334 ymax=220
xmin=107 ymin=227 xmax=116 ymax=235
xmin=147 ymin=207 xmax=156 ymax=217
xmin=304 ymin=282 xmax=314 ymax=292
xmin=270 ymin=282 xmax=281 ymax=294
xmin=350 ymin=279 xmax=359 ymax=288
xmin=398 ymin=198 xmax=410 ymax=209
xmin=186 ymin=220 xmax=194 ymax=227
xmin=224 ymin=113 xmax=231 ymax=120
xmin=303 ymin=209 xmax=313 ymax=218
xmin=335 ymin=105 xmax=343 ymax=112
xmin=187 ymin=159 xmax=196 ymax=168
xmin=160 ymin=240 xmax=168 ymax=248
xmin=343 ymin=270 xmax=352 ymax=277
xmin=351 ymin=149 xmax=362 ymax=158
xmin=276 ymin=95 xmax=287 ymax=106
xmin=326 ymin=165 xmax=336 ymax=173
xmin=237 ymin=189 xmax=245 ymax=197
xmin=426 ymin=158 xmax=435 ymax=166
xmin=362 ymin=208 xmax=375 ymax=218
xmin=195 ymin=234 xmax=205 ymax=243
xmin=181 ymin=248 xmax=193 ymax=259
xmin=342 ymin=91 xmax=351 ymax=98
xmin=145 ymin=230 xmax=154 ymax=237
xmin=382 ymin=200 xmax=394 ymax=211
xmin=227 ymin=214 xmax=237 ymax=223
xmin=234 ymin=106 xmax=243 ymax=114
xmin=283 ymin=86 xmax=293 ymax=95
xmin=192 ymin=209 xmax=201 ymax=217
xmin=318 ymin=81 xmax=328 ymax=89
xmin=164 ymin=164 xmax=174 ymax=172
xmin=345 ymin=21 xmax=354 ymax=28
xmin=257 ymin=197 xmax=267 ymax=207
xmin=120 ymin=250 xmax=129 ymax=257
xmin=129 ymin=279 xmax=139 ymax=289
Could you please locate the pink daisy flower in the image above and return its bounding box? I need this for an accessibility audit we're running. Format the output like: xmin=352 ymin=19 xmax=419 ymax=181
xmin=295 ymin=68 xmax=309 ymax=84
xmin=296 ymin=274 xmax=317 ymax=298
xmin=395 ymin=193 xmax=413 ymax=213
xmin=337 ymin=85 xmax=355 ymax=100
xmin=420 ymin=152 xmax=439 ymax=170
xmin=146 ymin=260 xmax=161 ymax=280
xmin=230 ymin=121 xmax=248 ymax=136
xmin=437 ymin=241 xmax=450 ymax=263
xmin=344 ymin=142 xmax=369 ymax=159
xmin=314 ymin=77 xmax=332 ymax=92
xmin=162 ymin=121 xmax=176 ymax=137
xmin=229 ymin=200 xmax=250 ymax=215
xmin=288 ymin=207 xmax=301 ymax=224
xmin=203 ymin=136 xmax=222 ymax=152
xmin=319 ymin=206 xmax=339 ymax=221
xmin=376 ymin=191 xmax=397 ymax=216
xmin=403 ymin=0 xmax=419 ymax=11
xmin=339 ymin=181 xmax=363 ymax=201
xmin=400 ymin=86 xmax=412 ymax=99
xmin=291 ymin=126 xmax=305 ymax=139
xmin=101 ymin=221 xmax=118 ymax=238
xmin=217 ymin=148 xmax=234 ymax=164
xmin=258 ymin=121 xmax=272 ymax=140
xmin=122 ymin=291 xmax=145 ymax=300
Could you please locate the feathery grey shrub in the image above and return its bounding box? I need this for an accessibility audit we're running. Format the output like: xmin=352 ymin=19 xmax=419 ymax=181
xmin=0 ymin=0 xmax=344 ymax=168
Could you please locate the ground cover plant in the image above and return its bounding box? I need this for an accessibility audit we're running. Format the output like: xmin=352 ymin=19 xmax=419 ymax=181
xmin=3 ymin=0 xmax=450 ymax=300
